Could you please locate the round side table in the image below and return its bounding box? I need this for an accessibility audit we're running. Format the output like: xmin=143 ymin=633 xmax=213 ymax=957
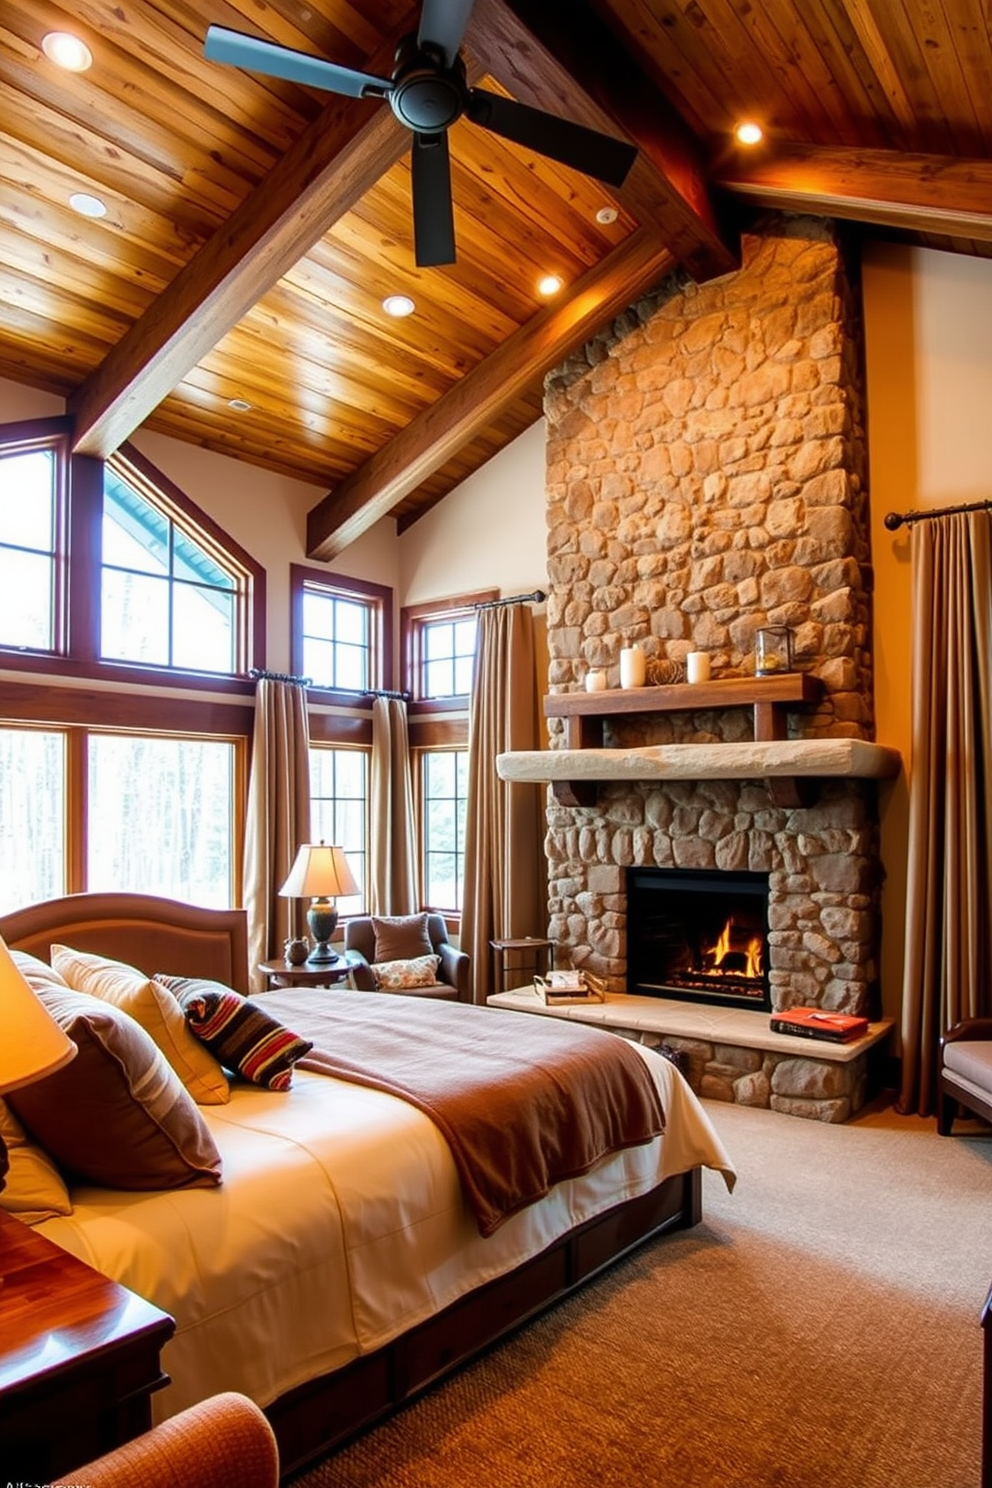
xmin=257 ymin=950 xmax=364 ymax=990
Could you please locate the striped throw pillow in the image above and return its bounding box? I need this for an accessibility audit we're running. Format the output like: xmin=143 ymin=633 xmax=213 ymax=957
xmin=156 ymin=976 xmax=313 ymax=1092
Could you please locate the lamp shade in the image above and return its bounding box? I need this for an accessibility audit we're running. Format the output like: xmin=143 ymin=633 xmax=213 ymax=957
xmin=0 ymin=935 xmax=77 ymax=1095
xmin=279 ymin=844 xmax=359 ymax=901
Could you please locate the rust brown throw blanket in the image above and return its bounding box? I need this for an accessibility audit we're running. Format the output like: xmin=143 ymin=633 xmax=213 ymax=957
xmin=261 ymin=990 xmax=665 ymax=1238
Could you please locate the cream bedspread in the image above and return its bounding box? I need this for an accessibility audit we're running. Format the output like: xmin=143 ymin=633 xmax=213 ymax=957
xmin=36 ymin=1040 xmax=734 ymax=1422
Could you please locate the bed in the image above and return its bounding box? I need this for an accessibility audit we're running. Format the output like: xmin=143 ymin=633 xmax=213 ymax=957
xmin=0 ymin=892 xmax=734 ymax=1478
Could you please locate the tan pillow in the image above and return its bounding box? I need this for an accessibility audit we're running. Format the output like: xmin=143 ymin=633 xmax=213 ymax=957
xmin=7 ymin=985 xmax=223 ymax=1191
xmin=0 ymin=1099 xmax=73 ymax=1225
xmin=51 ymin=945 xmax=229 ymax=1106
xmin=372 ymin=954 xmax=441 ymax=990
xmin=371 ymin=912 xmax=434 ymax=963
xmin=11 ymin=948 xmax=70 ymax=994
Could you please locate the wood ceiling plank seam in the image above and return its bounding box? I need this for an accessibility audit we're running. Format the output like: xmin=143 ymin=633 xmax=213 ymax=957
xmin=7 ymin=0 xmax=305 ymax=164
xmin=0 ymin=229 xmax=155 ymax=320
xmin=819 ymin=0 xmax=920 ymax=142
xmin=910 ymin=0 xmax=989 ymax=153
xmin=588 ymin=0 xmax=742 ymax=140
xmin=861 ymin=0 xmax=960 ymax=155
xmin=160 ymin=382 xmax=381 ymax=464
xmin=0 ymin=188 xmax=182 ymax=292
xmin=720 ymin=0 xmax=869 ymax=144
xmin=780 ymin=0 xmax=908 ymax=148
xmin=306 ymin=227 xmax=675 ymax=557
xmin=0 ymin=81 xmax=243 ymax=237
xmin=469 ymin=0 xmax=737 ymax=280
xmin=934 ymin=0 xmax=992 ymax=153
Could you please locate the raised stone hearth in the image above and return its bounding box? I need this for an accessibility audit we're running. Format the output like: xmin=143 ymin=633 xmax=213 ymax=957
xmin=530 ymin=216 xmax=894 ymax=1120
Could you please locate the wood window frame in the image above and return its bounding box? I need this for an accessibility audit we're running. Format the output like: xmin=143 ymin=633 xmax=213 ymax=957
xmin=0 ymin=419 xmax=265 ymax=693
xmin=401 ymin=589 xmax=495 ymax=715
xmin=290 ymin=564 xmax=393 ymax=702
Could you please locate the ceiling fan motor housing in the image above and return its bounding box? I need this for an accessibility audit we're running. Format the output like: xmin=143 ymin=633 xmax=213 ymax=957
xmin=389 ymin=36 xmax=468 ymax=132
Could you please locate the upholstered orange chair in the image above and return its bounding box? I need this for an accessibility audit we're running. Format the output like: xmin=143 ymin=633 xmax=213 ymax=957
xmin=51 ymin=1392 xmax=278 ymax=1488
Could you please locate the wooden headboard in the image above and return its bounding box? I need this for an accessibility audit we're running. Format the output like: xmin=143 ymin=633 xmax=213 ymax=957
xmin=0 ymin=892 xmax=250 ymax=994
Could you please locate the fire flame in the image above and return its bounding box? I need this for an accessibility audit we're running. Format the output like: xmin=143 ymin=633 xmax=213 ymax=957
xmin=709 ymin=918 xmax=762 ymax=979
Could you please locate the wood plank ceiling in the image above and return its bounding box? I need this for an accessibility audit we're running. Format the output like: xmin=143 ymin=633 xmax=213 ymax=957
xmin=2 ymin=0 xmax=990 ymax=557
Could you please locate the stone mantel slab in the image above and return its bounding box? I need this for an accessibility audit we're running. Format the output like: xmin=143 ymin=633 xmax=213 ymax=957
xmin=497 ymin=738 xmax=902 ymax=786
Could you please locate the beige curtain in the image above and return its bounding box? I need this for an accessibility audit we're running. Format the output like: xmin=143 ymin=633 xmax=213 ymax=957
xmin=243 ymin=677 xmax=311 ymax=992
xmin=461 ymin=603 xmax=547 ymax=1004
xmin=898 ymin=509 xmax=992 ymax=1115
xmin=370 ymin=695 xmax=418 ymax=915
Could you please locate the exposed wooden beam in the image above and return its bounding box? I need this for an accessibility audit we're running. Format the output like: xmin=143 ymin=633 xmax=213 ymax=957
xmin=715 ymin=143 xmax=992 ymax=243
xmin=306 ymin=228 xmax=674 ymax=558
xmin=67 ymin=15 xmax=424 ymax=460
xmin=467 ymin=0 xmax=739 ymax=282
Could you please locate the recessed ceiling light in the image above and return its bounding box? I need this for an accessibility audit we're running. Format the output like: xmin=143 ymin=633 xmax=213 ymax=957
xmin=382 ymin=294 xmax=415 ymax=317
xmin=42 ymin=32 xmax=93 ymax=72
xmin=69 ymin=192 xmax=107 ymax=219
xmin=735 ymin=121 xmax=764 ymax=145
xmin=538 ymin=274 xmax=563 ymax=297
xmin=596 ymin=206 xmax=618 ymax=225
xmin=228 ymin=398 xmax=252 ymax=412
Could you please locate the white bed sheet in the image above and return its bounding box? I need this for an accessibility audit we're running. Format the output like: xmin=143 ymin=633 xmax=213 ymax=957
xmin=36 ymin=1043 xmax=734 ymax=1421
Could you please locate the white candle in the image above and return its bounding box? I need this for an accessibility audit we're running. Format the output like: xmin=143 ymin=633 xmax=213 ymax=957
xmin=686 ymin=651 xmax=711 ymax=684
xmin=619 ymin=645 xmax=646 ymax=688
xmin=585 ymin=669 xmax=607 ymax=692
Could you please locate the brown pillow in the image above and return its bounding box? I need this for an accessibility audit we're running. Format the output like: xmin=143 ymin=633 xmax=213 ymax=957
xmin=7 ymin=985 xmax=222 ymax=1191
xmin=51 ymin=944 xmax=230 ymax=1107
xmin=371 ymin=912 xmax=434 ymax=963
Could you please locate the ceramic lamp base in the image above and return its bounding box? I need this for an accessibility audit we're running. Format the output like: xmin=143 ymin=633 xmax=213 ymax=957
xmin=306 ymin=900 xmax=340 ymax=963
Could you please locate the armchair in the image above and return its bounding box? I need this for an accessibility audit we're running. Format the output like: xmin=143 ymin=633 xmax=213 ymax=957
xmin=938 ymin=1018 xmax=992 ymax=1133
xmin=345 ymin=912 xmax=471 ymax=1001
xmin=51 ymin=1392 xmax=278 ymax=1488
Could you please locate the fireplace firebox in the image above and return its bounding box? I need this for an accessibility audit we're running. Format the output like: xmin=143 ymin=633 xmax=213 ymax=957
xmin=626 ymin=868 xmax=771 ymax=1012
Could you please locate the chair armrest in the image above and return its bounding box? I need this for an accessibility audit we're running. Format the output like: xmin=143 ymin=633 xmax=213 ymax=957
xmin=942 ymin=1018 xmax=992 ymax=1047
xmin=52 ymin=1392 xmax=278 ymax=1488
xmin=349 ymin=951 xmax=376 ymax=991
xmin=438 ymin=943 xmax=471 ymax=1000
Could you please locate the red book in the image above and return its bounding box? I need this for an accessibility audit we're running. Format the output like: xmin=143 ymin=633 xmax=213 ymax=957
xmin=769 ymin=1007 xmax=870 ymax=1043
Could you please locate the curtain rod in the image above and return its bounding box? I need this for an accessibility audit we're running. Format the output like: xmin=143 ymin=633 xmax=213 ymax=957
xmin=884 ymin=497 xmax=992 ymax=531
xmin=249 ymin=667 xmax=311 ymax=686
xmin=361 ymin=687 xmax=409 ymax=700
xmin=474 ymin=589 xmax=547 ymax=610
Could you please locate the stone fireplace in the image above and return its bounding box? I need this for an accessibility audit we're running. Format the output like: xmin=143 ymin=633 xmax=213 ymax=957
xmin=505 ymin=215 xmax=898 ymax=1120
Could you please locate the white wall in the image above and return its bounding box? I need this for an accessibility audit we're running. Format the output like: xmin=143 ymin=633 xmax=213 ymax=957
xmin=398 ymin=419 xmax=548 ymax=604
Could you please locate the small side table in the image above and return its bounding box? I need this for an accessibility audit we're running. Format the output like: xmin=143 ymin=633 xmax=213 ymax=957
xmin=258 ymin=950 xmax=365 ymax=989
xmin=490 ymin=937 xmax=556 ymax=996
xmin=0 ymin=1208 xmax=174 ymax=1479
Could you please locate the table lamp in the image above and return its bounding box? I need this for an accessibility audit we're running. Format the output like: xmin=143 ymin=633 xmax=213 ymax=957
xmin=0 ymin=935 xmax=78 ymax=1192
xmin=279 ymin=843 xmax=359 ymax=965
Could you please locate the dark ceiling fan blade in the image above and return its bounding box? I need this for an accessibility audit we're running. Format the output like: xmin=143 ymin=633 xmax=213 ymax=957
xmin=411 ymin=132 xmax=456 ymax=267
xmin=466 ymin=88 xmax=636 ymax=187
xmin=417 ymin=0 xmax=477 ymax=69
xmin=204 ymin=25 xmax=393 ymax=100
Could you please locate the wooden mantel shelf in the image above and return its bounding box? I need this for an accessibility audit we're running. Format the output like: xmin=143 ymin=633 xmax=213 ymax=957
xmin=507 ymin=675 xmax=901 ymax=807
xmin=544 ymin=673 xmax=824 ymax=750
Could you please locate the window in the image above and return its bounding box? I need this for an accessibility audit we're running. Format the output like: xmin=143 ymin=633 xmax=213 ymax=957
xmin=0 ymin=420 xmax=263 ymax=685
xmin=102 ymin=455 xmax=250 ymax=676
xmin=0 ymin=722 xmax=243 ymax=915
xmin=0 ymin=433 xmax=65 ymax=654
xmin=420 ymin=749 xmax=468 ymax=913
xmin=309 ymin=745 xmax=368 ymax=916
xmin=0 ymin=726 xmax=66 ymax=910
xmin=401 ymin=592 xmax=492 ymax=704
xmin=291 ymin=566 xmax=392 ymax=696
xmin=102 ymin=468 xmax=239 ymax=673
xmin=87 ymin=733 xmax=237 ymax=907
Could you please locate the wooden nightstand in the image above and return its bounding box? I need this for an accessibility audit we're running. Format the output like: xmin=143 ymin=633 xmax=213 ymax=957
xmin=258 ymin=949 xmax=365 ymax=989
xmin=0 ymin=1208 xmax=175 ymax=1479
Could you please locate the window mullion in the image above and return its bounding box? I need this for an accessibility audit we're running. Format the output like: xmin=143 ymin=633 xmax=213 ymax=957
xmin=66 ymin=727 xmax=87 ymax=893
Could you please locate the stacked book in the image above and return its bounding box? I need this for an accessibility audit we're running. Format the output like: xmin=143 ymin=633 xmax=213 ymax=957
xmin=534 ymin=970 xmax=606 ymax=1006
xmin=769 ymin=1007 xmax=870 ymax=1043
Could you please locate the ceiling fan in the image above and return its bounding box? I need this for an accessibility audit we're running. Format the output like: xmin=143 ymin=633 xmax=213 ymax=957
xmin=204 ymin=0 xmax=637 ymax=268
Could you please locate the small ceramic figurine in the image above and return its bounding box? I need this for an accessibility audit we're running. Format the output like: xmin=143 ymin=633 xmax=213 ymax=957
xmin=284 ymin=936 xmax=310 ymax=966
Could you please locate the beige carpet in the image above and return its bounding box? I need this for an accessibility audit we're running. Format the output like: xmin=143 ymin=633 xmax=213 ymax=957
xmin=291 ymin=1097 xmax=992 ymax=1488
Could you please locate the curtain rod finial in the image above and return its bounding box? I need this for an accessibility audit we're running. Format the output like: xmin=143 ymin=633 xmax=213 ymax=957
xmin=884 ymin=512 xmax=904 ymax=531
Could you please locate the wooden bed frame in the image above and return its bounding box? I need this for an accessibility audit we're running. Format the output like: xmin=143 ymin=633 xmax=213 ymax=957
xmin=0 ymin=891 xmax=702 ymax=1479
